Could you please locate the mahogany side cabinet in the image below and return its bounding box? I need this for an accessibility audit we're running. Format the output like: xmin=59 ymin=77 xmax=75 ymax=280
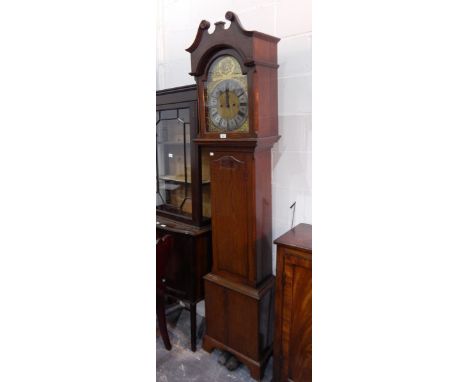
xmin=273 ymin=224 xmax=312 ymax=382
xmin=156 ymin=215 xmax=212 ymax=351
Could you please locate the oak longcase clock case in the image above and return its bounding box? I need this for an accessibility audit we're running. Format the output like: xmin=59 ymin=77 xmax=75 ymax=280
xmin=187 ymin=11 xmax=280 ymax=380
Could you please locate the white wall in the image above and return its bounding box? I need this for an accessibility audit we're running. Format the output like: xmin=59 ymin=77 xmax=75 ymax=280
xmin=157 ymin=0 xmax=311 ymax=273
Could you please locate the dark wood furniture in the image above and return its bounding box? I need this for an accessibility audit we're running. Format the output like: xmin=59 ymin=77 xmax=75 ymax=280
xmin=156 ymin=85 xmax=211 ymax=227
xmin=156 ymin=215 xmax=211 ymax=351
xmin=156 ymin=234 xmax=174 ymax=351
xmin=157 ymin=84 xmax=212 ymax=352
xmin=187 ymin=11 xmax=280 ymax=380
xmin=273 ymin=224 xmax=312 ymax=382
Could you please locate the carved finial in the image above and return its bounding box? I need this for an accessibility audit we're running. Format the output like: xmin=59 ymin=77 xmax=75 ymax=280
xmin=186 ymin=19 xmax=211 ymax=52
xmin=225 ymin=11 xmax=235 ymax=21
xmin=225 ymin=11 xmax=245 ymax=30
xmin=199 ymin=20 xmax=210 ymax=30
xmin=214 ymin=21 xmax=226 ymax=31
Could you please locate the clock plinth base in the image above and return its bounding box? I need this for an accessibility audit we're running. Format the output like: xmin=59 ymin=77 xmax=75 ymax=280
xmin=203 ymin=273 xmax=275 ymax=381
xmin=202 ymin=335 xmax=272 ymax=381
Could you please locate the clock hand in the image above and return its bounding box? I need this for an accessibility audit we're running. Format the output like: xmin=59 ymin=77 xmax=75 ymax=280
xmin=225 ymin=87 xmax=230 ymax=108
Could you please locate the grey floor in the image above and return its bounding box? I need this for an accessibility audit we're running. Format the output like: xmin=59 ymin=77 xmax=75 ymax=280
xmin=157 ymin=305 xmax=273 ymax=382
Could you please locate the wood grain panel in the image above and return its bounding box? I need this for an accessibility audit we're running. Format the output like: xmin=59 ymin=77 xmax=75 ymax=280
xmin=210 ymin=153 xmax=252 ymax=281
xmin=204 ymin=280 xmax=226 ymax=343
xmin=286 ymin=259 xmax=312 ymax=381
xmin=273 ymin=224 xmax=312 ymax=382
xmin=203 ymin=274 xmax=276 ymax=380
xmin=227 ymin=289 xmax=258 ymax=359
xmin=254 ymin=149 xmax=273 ymax=283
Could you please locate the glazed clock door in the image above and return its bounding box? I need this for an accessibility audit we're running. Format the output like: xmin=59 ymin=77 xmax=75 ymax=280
xmin=209 ymin=151 xmax=255 ymax=285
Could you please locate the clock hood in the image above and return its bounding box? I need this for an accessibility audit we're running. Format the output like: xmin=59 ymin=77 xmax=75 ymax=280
xmin=186 ymin=11 xmax=280 ymax=77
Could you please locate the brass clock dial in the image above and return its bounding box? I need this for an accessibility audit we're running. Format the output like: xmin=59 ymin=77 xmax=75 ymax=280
xmin=205 ymin=55 xmax=249 ymax=133
xmin=207 ymin=79 xmax=248 ymax=131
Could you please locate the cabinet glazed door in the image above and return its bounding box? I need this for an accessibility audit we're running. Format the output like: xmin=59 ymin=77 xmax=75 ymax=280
xmin=209 ymin=151 xmax=255 ymax=285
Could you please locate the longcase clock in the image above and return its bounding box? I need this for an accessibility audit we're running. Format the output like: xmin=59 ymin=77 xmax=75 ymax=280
xmin=187 ymin=11 xmax=280 ymax=380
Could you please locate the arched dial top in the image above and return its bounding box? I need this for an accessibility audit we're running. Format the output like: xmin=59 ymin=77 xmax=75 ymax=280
xmin=205 ymin=55 xmax=249 ymax=133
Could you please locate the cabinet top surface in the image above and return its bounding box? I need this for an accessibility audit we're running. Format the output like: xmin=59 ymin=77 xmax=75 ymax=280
xmin=274 ymin=223 xmax=312 ymax=253
xmin=156 ymin=215 xmax=211 ymax=236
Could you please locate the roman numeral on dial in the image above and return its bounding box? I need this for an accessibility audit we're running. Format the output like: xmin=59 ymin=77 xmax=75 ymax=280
xmin=208 ymin=97 xmax=217 ymax=107
xmin=207 ymin=78 xmax=248 ymax=132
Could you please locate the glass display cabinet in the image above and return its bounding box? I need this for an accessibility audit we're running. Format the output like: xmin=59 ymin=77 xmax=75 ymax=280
xmin=156 ymin=84 xmax=213 ymax=352
xmin=156 ymin=84 xmax=211 ymax=227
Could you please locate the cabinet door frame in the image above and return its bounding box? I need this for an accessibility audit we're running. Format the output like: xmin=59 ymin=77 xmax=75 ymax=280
xmin=156 ymin=85 xmax=209 ymax=227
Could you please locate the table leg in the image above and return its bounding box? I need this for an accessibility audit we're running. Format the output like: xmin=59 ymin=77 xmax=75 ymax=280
xmin=190 ymin=302 xmax=196 ymax=352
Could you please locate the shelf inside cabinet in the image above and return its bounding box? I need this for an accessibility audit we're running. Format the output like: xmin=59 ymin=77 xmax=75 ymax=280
xmin=159 ymin=174 xmax=210 ymax=184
